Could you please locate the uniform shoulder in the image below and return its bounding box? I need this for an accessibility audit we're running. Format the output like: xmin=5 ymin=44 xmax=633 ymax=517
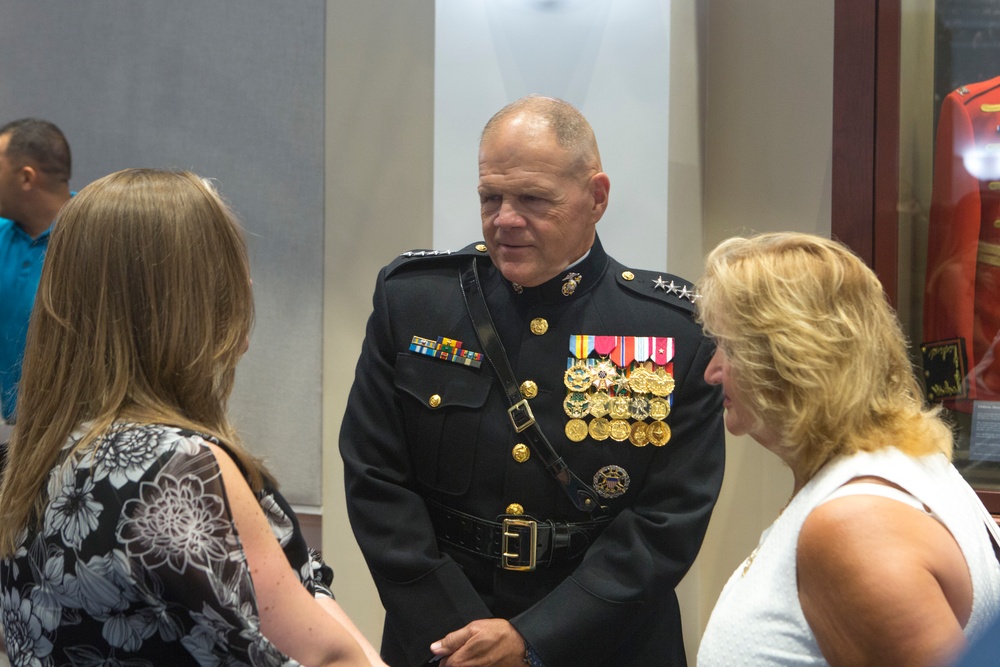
xmin=385 ymin=241 xmax=489 ymax=278
xmin=611 ymin=264 xmax=700 ymax=315
xmin=951 ymin=75 xmax=1000 ymax=104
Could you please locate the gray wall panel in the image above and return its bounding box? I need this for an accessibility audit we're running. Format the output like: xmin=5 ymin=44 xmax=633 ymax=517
xmin=0 ymin=1 xmax=325 ymax=504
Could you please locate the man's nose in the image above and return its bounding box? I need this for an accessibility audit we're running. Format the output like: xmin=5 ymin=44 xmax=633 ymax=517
xmin=494 ymin=199 xmax=524 ymax=227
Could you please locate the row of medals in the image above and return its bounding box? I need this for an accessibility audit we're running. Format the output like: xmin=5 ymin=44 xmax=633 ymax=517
xmin=562 ymin=359 xmax=675 ymax=447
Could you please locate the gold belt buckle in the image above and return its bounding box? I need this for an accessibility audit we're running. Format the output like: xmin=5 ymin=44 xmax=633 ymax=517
xmin=501 ymin=518 xmax=537 ymax=571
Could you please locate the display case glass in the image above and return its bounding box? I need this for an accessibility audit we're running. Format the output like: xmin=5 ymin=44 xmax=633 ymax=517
xmin=898 ymin=0 xmax=1000 ymax=493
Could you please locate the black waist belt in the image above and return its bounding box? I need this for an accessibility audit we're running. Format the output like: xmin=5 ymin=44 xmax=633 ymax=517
xmin=426 ymin=499 xmax=611 ymax=571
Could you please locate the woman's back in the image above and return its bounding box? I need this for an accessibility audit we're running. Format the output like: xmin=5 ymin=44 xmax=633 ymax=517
xmin=1 ymin=422 xmax=314 ymax=666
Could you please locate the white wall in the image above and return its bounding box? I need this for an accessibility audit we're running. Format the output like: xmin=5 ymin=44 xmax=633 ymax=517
xmin=434 ymin=0 xmax=672 ymax=271
xmin=325 ymin=0 xmax=436 ymax=647
xmin=695 ymin=0 xmax=834 ymax=641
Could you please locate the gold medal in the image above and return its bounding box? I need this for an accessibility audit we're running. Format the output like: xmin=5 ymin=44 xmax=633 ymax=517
xmin=589 ymin=390 xmax=611 ymax=418
xmin=629 ymin=396 xmax=651 ymax=420
xmin=649 ymin=397 xmax=671 ymax=420
xmin=564 ymin=362 xmax=593 ymax=392
xmin=609 ymin=419 xmax=631 ymax=441
xmin=589 ymin=417 xmax=611 ymax=441
xmin=648 ymin=420 xmax=671 ymax=446
xmin=649 ymin=367 xmax=675 ymax=397
xmin=563 ymin=392 xmax=591 ymax=418
xmin=629 ymin=421 xmax=650 ymax=447
xmin=609 ymin=396 xmax=630 ymax=419
xmin=565 ymin=418 xmax=588 ymax=442
xmin=628 ymin=367 xmax=652 ymax=393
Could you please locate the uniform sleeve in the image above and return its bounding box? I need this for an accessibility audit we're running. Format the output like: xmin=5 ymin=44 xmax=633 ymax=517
xmin=510 ymin=334 xmax=726 ymax=666
xmin=923 ymin=90 xmax=980 ymax=388
xmin=117 ymin=441 xmax=298 ymax=665
xmin=339 ymin=269 xmax=491 ymax=665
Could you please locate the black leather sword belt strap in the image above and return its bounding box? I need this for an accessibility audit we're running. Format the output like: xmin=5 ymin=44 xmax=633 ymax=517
xmin=459 ymin=257 xmax=606 ymax=516
xmin=426 ymin=499 xmax=611 ymax=571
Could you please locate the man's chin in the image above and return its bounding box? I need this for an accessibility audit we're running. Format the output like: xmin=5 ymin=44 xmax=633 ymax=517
xmin=498 ymin=269 xmax=550 ymax=288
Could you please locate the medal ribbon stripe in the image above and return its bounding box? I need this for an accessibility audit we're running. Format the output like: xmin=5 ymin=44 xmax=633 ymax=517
xmin=616 ymin=336 xmax=636 ymax=367
xmin=594 ymin=335 xmax=617 ymax=356
xmin=653 ymin=337 xmax=674 ymax=365
xmin=409 ymin=335 xmax=483 ymax=368
xmin=633 ymin=337 xmax=652 ymax=363
xmin=572 ymin=335 xmax=595 ymax=359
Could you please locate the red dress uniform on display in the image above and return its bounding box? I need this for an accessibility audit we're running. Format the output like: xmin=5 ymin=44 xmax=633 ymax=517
xmin=923 ymin=75 xmax=1000 ymax=409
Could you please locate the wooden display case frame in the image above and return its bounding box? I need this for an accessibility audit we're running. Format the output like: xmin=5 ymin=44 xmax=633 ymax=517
xmin=832 ymin=0 xmax=1000 ymax=514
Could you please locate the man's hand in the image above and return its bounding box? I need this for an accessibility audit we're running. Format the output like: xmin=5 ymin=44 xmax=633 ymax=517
xmin=430 ymin=618 xmax=527 ymax=667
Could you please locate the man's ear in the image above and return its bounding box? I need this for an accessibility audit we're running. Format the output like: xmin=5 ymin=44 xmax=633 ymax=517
xmin=17 ymin=164 xmax=38 ymax=191
xmin=590 ymin=172 xmax=610 ymax=221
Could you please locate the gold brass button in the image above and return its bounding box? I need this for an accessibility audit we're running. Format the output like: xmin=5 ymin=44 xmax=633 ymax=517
xmin=512 ymin=443 xmax=530 ymax=463
xmin=622 ymin=271 xmax=635 ymax=281
xmin=519 ymin=380 xmax=538 ymax=399
xmin=529 ymin=318 xmax=549 ymax=335
xmin=475 ymin=243 xmax=488 ymax=252
xmin=428 ymin=394 xmax=442 ymax=408
xmin=505 ymin=503 xmax=524 ymax=515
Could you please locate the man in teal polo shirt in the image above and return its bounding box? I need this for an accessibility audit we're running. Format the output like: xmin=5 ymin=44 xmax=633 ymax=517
xmin=0 ymin=118 xmax=72 ymax=425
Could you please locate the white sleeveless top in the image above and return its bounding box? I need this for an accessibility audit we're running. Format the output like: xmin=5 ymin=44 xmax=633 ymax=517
xmin=697 ymin=448 xmax=1000 ymax=666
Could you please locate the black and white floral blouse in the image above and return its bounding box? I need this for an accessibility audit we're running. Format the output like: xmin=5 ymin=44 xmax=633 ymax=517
xmin=0 ymin=423 xmax=332 ymax=666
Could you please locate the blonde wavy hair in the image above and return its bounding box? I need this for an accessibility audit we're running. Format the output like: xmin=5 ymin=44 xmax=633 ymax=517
xmin=696 ymin=232 xmax=952 ymax=480
xmin=0 ymin=168 xmax=270 ymax=557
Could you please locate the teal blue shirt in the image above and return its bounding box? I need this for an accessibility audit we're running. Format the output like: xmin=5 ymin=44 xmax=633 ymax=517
xmin=0 ymin=217 xmax=50 ymax=421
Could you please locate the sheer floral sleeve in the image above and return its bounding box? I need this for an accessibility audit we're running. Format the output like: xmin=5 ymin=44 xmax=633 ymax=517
xmin=0 ymin=423 xmax=307 ymax=666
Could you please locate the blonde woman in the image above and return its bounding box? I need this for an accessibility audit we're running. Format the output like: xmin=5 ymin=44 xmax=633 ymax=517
xmin=696 ymin=232 xmax=1000 ymax=666
xmin=0 ymin=169 xmax=380 ymax=666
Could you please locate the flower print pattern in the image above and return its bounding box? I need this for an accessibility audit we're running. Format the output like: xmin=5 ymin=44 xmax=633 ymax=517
xmin=44 ymin=464 xmax=103 ymax=550
xmin=25 ymin=544 xmax=69 ymax=632
xmin=80 ymin=424 xmax=186 ymax=489
xmin=258 ymin=494 xmax=294 ymax=548
xmin=1 ymin=587 xmax=54 ymax=666
xmin=308 ymin=548 xmax=335 ymax=599
xmin=118 ymin=471 xmax=231 ymax=575
xmin=62 ymin=644 xmax=154 ymax=667
xmin=1 ymin=423 xmax=316 ymax=666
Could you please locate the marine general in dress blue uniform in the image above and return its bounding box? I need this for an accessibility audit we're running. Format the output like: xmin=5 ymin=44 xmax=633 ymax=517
xmin=340 ymin=96 xmax=726 ymax=667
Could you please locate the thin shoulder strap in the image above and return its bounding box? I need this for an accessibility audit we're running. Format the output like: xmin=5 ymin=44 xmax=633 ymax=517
xmin=459 ymin=258 xmax=605 ymax=516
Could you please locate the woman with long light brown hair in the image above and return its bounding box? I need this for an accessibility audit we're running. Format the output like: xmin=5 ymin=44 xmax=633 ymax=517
xmin=0 ymin=169 xmax=377 ymax=666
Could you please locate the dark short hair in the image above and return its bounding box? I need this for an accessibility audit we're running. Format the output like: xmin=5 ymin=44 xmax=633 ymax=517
xmin=0 ymin=118 xmax=72 ymax=183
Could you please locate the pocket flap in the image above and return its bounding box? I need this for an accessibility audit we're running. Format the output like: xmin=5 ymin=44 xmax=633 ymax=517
xmin=395 ymin=353 xmax=492 ymax=409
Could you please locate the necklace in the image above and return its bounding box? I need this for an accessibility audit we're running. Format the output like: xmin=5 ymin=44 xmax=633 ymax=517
xmin=741 ymin=547 xmax=760 ymax=577
xmin=740 ymin=495 xmax=795 ymax=577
